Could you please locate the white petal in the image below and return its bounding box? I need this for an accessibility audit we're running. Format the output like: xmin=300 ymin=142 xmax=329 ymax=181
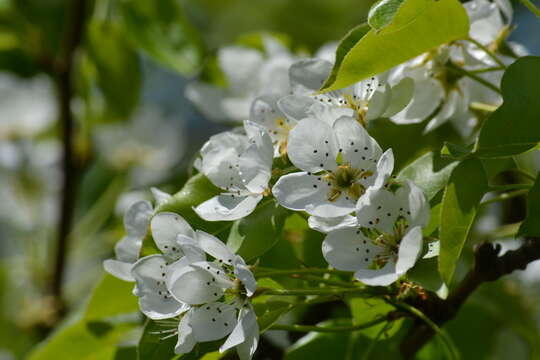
xmin=222 ymin=97 xmax=255 ymax=122
xmin=185 ymin=82 xmax=227 ymax=122
xmin=371 ymin=149 xmax=395 ymax=189
xmin=151 ymin=212 xmax=194 ymax=258
xmin=103 ymin=259 xmax=134 ymax=282
xmin=240 ymin=121 xmax=273 ymax=193
xmin=354 ymin=261 xmax=399 ymax=286
xmin=175 ymin=310 xmax=197 ymax=354
xmin=218 ymin=46 xmax=263 ymax=94
xmin=287 ymin=118 xmax=338 ymax=173
xmin=272 ymin=172 xmax=356 ymax=217
xmin=396 ymin=226 xmax=423 ymax=275
xmin=424 ymin=90 xmax=460 ymax=133
xmin=308 ymin=214 xmax=358 ymax=233
xmin=124 ymin=200 xmax=153 ymax=238
xmin=196 ymin=230 xmax=235 ymax=264
xmin=383 ymin=77 xmax=415 ymax=118
xmin=356 ymin=188 xmax=399 ymax=234
xmin=395 ymin=181 xmax=430 ymax=228
xmin=322 ymin=228 xmax=384 ymax=271
xmin=423 ymin=240 xmax=440 ymax=259
xmin=289 ymin=58 xmax=333 ymax=95
xmin=233 ymin=256 xmax=257 ymax=297
xmin=151 ymin=187 xmax=171 ymax=206
xmin=333 ymin=116 xmax=382 ymax=170
xmin=191 ymin=302 xmax=238 ymax=342
xmin=277 ymin=95 xmax=316 ymax=123
xmin=390 ymin=77 xmax=443 ymax=125
xmin=176 ymin=234 xmax=206 ymax=263
xmin=194 ymin=194 xmax=262 ymax=221
xmin=167 ymin=261 xmax=233 ymax=305
xmin=365 ymin=84 xmax=391 ymax=121
xmin=221 ymin=304 xmax=259 ymax=360
xmin=131 ymin=255 xmax=187 ymax=319
xmin=114 ymin=235 xmax=142 ymax=263
xmin=307 ymin=101 xmax=355 ymax=126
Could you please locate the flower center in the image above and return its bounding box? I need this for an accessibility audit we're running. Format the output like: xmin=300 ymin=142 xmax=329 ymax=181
xmin=323 ymin=164 xmax=372 ymax=202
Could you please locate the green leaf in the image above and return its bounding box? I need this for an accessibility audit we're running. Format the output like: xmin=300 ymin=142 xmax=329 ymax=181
xmin=476 ymin=56 xmax=540 ymax=157
xmin=156 ymin=173 xmax=226 ymax=234
xmin=349 ymin=297 xmax=401 ymax=338
xmin=439 ymin=159 xmax=488 ymax=285
xmin=227 ymin=200 xmax=288 ymax=261
xmin=518 ymin=173 xmax=540 ymax=237
xmin=321 ymin=0 xmax=469 ymax=91
xmin=87 ymin=21 xmax=141 ymax=118
xmin=28 ymin=274 xmax=140 ymax=360
xmin=398 ymin=152 xmax=459 ymax=200
xmin=368 ymin=0 xmax=405 ymax=31
xmin=118 ymin=0 xmax=204 ymax=75
xmin=137 ymin=320 xmax=178 ymax=360
xmin=256 ymin=302 xmax=295 ymax=333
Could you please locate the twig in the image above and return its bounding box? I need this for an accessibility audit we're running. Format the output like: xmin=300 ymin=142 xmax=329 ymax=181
xmin=50 ymin=0 xmax=89 ymax=315
xmin=270 ymin=313 xmax=395 ymax=333
xmin=446 ymin=62 xmax=502 ymax=95
xmin=518 ymin=0 xmax=540 ymax=18
xmin=399 ymin=239 xmax=540 ymax=358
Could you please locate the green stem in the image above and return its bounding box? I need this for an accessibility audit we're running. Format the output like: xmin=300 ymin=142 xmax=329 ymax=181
xmin=256 ymin=286 xmax=370 ymax=297
xmin=469 ymin=102 xmax=498 ymax=113
xmin=489 ymin=183 xmax=532 ymax=191
xmin=510 ymin=168 xmax=537 ymax=182
xmin=518 ymin=0 xmax=540 ymax=18
xmin=481 ymin=189 xmax=529 ymax=206
xmin=270 ymin=315 xmax=391 ymax=333
xmin=465 ymin=37 xmax=506 ymax=68
xmin=296 ymin=274 xmax=357 ymax=288
xmin=470 ymin=66 xmax=505 ymax=74
xmin=394 ymin=302 xmax=460 ymax=360
xmin=446 ymin=62 xmax=502 ymax=95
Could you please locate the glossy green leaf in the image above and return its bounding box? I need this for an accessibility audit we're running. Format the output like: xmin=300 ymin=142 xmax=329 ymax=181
xmin=518 ymin=173 xmax=540 ymax=237
xmin=321 ymin=0 xmax=469 ymax=91
xmin=476 ymin=56 xmax=540 ymax=157
xmin=368 ymin=0 xmax=405 ymax=31
xmin=87 ymin=21 xmax=141 ymax=118
xmin=439 ymin=159 xmax=488 ymax=285
xmin=84 ymin=274 xmax=139 ymax=321
xmin=156 ymin=173 xmax=226 ymax=234
xmin=118 ymin=0 xmax=204 ymax=75
xmin=398 ymin=152 xmax=459 ymax=200
xmin=227 ymin=199 xmax=288 ymax=261
xmin=349 ymin=297 xmax=401 ymax=338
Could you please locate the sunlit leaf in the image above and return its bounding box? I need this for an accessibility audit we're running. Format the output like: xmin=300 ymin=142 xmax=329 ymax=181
xmin=518 ymin=173 xmax=540 ymax=237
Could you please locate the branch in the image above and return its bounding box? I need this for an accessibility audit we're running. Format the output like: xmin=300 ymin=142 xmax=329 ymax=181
xmin=50 ymin=0 xmax=89 ymax=315
xmin=400 ymin=238 xmax=540 ymax=358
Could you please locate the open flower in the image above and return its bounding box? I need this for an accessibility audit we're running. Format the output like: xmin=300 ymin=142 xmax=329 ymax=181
xmin=166 ymin=231 xmax=259 ymax=360
xmin=186 ymin=36 xmax=295 ymax=123
xmin=322 ymin=181 xmax=429 ymax=286
xmin=272 ymin=116 xmax=393 ymax=217
xmin=194 ymin=120 xmax=273 ymax=221
xmin=129 ymin=211 xmax=200 ymax=319
xmin=103 ymin=188 xmax=170 ymax=282
xmin=278 ymin=58 xmax=414 ymax=128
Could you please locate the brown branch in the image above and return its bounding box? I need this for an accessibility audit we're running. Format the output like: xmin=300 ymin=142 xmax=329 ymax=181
xmin=50 ymin=0 xmax=89 ymax=315
xmin=400 ymin=238 xmax=540 ymax=358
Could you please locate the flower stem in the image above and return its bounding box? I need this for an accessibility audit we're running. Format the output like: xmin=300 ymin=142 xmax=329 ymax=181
xmin=270 ymin=315 xmax=392 ymax=333
xmin=465 ymin=37 xmax=507 ymax=68
xmin=446 ymin=62 xmax=502 ymax=95
xmin=469 ymin=101 xmax=498 ymax=113
xmin=518 ymin=0 xmax=540 ymax=18
xmin=256 ymin=286 xmax=373 ymax=297
xmin=254 ymin=266 xmax=352 ymax=277
xmin=296 ymin=274 xmax=357 ymax=288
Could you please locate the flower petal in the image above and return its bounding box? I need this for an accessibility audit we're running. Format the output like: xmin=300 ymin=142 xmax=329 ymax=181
xmin=354 ymin=261 xmax=399 ymax=286
xmin=221 ymin=304 xmax=259 ymax=360
xmin=194 ymin=194 xmax=262 ymax=221
xmin=383 ymin=77 xmax=415 ymax=118
xmin=196 ymin=230 xmax=235 ymax=264
xmin=175 ymin=310 xmax=197 ymax=354
xmin=287 ymin=118 xmax=338 ymax=173
xmin=277 ymin=95 xmax=316 ymax=123
xmin=131 ymin=255 xmax=188 ymax=319
xmin=333 ymin=116 xmax=382 ymax=170
xmin=176 ymin=234 xmax=206 ymax=263
xmin=395 ymin=181 xmax=430 ymax=228
xmin=356 ymin=188 xmax=399 ymax=234
xmin=103 ymin=259 xmax=134 ymax=282
xmin=185 ymin=82 xmax=227 ymax=122
xmin=151 ymin=187 xmax=171 ymax=207
xmin=322 ymin=228 xmax=384 ymax=271
xmin=151 ymin=212 xmax=194 ymax=258
xmin=124 ymin=200 xmax=153 ymax=239
xmin=371 ymin=149 xmax=395 ymax=189
xmin=272 ymin=172 xmax=355 ymax=217
xmin=423 ymin=240 xmax=440 ymax=259
xmin=233 ymin=256 xmax=257 ymax=297
xmin=289 ymin=58 xmax=333 ymax=95
xmin=390 ymin=76 xmax=443 ymax=125
xmin=396 ymin=226 xmax=423 ymax=275
xmin=308 ymin=214 xmax=358 ymax=233
xmin=191 ymin=302 xmax=238 ymax=342
xmin=114 ymin=235 xmax=143 ymax=263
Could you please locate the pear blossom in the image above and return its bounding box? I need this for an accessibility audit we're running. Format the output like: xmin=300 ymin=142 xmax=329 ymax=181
xmin=272 ymin=116 xmax=394 ymax=217
xmin=322 ymin=181 xmax=429 ymax=286
xmin=103 ymin=188 xmax=171 ymax=282
xmin=277 ymin=58 xmax=415 ymax=129
xmin=129 ymin=211 xmax=199 ymax=319
xmin=194 ymin=120 xmax=273 ymax=221
xmin=186 ymin=36 xmax=295 ymax=123
xmin=165 ymin=231 xmax=259 ymax=360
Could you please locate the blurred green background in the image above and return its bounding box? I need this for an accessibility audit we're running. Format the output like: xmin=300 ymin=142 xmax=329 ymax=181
xmin=0 ymin=0 xmax=539 ymax=359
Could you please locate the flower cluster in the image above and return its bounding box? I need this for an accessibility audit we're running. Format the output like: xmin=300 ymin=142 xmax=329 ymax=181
xmin=104 ymin=0 xmax=526 ymax=357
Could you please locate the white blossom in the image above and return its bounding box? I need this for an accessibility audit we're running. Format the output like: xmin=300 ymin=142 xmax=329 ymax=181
xmin=186 ymin=36 xmax=295 ymax=124
xmin=194 ymin=121 xmax=273 ymax=221
xmin=273 ymin=116 xmax=394 ymax=217
xmin=322 ymin=181 xmax=429 ymax=286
